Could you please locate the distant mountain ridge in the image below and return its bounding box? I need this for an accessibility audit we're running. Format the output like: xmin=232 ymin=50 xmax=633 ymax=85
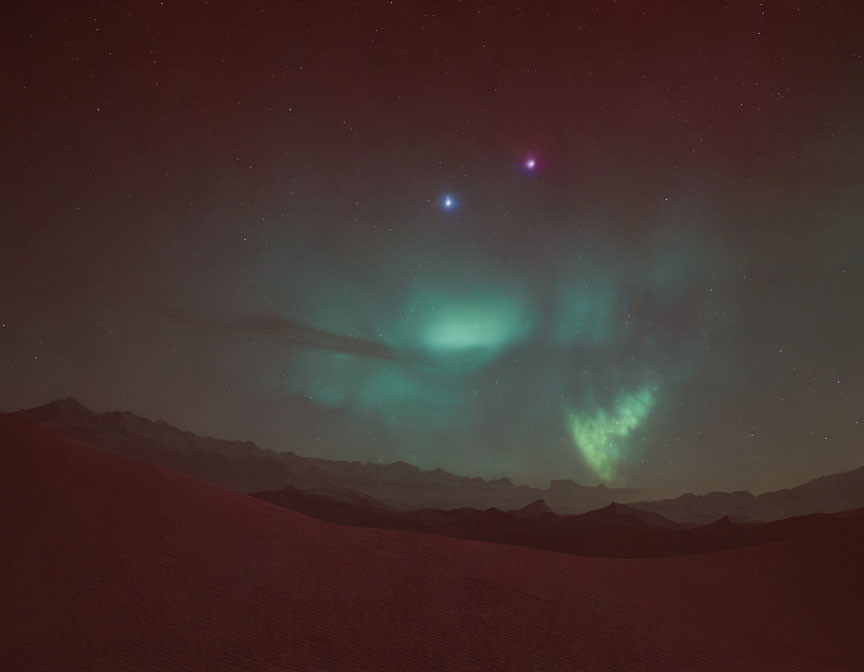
xmin=11 ymin=398 xmax=642 ymax=513
xmin=253 ymin=482 xmax=864 ymax=558
xmin=304 ymin=453 xmax=644 ymax=512
xmin=10 ymin=398 xmax=864 ymax=522
xmin=251 ymin=486 xmax=700 ymax=555
xmin=628 ymin=466 xmax=864 ymax=524
xmin=14 ymin=398 xmax=336 ymax=493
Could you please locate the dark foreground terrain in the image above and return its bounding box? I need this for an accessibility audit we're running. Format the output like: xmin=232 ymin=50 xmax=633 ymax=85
xmin=2 ymin=414 xmax=863 ymax=671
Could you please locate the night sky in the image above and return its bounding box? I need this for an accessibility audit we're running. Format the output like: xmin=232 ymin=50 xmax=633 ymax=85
xmin=3 ymin=1 xmax=863 ymax=496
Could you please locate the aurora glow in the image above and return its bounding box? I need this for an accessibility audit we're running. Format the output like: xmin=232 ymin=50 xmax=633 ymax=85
xmin=5 ymin=2 xmax=863 ymax=497
xmin=256 ymin=228 xmax=699 ymax=485
xmin=415 ymin=288 xmax=533 ymax=358
xmin=566 ymin=387 xmax=657 ymax=481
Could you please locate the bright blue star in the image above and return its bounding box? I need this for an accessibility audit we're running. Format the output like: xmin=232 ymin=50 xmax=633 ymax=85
xmin=440 ymin=194 xmax=457 ymax=210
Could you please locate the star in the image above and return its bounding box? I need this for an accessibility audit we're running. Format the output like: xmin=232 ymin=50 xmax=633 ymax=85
xmin=440 ymin=194 xmax=456 ymax=210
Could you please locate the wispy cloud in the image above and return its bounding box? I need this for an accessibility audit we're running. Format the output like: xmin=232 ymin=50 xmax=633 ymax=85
xmin=194 ymin=312 xmax=403 ymax=361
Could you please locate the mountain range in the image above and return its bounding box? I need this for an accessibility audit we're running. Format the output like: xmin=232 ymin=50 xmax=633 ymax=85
xmin=253 ymin=485 xmax=864 ymax=559
xmin=12 ymin=398 xmax=642 ymax=511
xmin=625 ymin=466 xmax=864 ymax=524
xmin=12 ymin=398 xmax=864 ymax=524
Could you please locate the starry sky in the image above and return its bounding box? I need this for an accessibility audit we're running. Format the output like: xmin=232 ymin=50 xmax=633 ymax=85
xmin=2 ymin=1 xmax=863 ymax=495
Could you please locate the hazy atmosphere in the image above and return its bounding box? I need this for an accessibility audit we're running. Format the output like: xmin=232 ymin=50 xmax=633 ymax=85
xmin=3 ymin=1 xmax=862 ymax=495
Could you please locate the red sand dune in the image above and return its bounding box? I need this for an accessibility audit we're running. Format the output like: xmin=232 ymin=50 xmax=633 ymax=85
xmin=2 ymin=414 xmax=862 ymax=671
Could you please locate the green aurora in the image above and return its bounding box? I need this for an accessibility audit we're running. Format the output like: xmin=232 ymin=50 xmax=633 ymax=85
xmin=566 ymin=386 xmax=657 ymax=481
xmin=262 ymin=224 xmax=728 ymax=485
xmin=4 ymin=0 xmax=862 ymax=498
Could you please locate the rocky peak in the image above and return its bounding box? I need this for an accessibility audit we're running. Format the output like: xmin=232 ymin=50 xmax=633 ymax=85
xmin=517 ymin=499 xmax=555 ymax=516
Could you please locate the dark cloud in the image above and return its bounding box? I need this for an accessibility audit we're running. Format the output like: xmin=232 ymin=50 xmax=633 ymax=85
xmin=195 ymin=313 xmax=403 ymax=362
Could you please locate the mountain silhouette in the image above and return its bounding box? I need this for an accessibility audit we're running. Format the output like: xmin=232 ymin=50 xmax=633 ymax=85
xmin=14 ymin=399 xmax=864 ymax=523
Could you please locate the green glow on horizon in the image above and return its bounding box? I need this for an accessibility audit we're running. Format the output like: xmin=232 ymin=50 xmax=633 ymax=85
xmin=253 ymin=226 xmax=727 ymax=481
xmin=567 ymin=386 xmax=657 ymax=481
